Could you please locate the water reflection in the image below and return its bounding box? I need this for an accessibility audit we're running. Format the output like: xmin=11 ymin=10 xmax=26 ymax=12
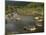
xmin=5 ymin=15 xmax=44 ymax=34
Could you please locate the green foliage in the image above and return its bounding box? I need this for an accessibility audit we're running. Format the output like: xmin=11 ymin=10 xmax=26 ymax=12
xmin=5 ymin=2 xmax=44 ymax=16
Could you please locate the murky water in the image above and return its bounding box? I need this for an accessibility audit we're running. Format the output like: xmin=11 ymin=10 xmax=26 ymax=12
xmin=5 ymin=16 xmax=44 ymax=34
